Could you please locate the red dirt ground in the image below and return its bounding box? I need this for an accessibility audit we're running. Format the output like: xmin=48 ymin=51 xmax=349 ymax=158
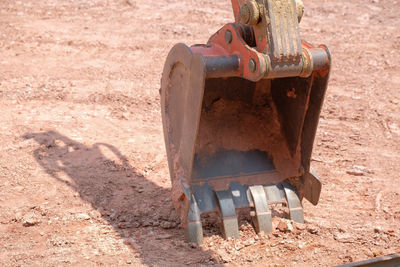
xmin=0 ymin=0 xmax=399 ymax=266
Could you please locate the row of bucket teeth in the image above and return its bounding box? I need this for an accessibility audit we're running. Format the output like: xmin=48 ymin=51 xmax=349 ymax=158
xmin=186 ymin=182 xmax=304 ymax=244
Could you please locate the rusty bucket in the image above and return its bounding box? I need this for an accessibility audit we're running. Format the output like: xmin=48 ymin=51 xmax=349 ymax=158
xmin=161 ymin=0 xmax=331 ymax=244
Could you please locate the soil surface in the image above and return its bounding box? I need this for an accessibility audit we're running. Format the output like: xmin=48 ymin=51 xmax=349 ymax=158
xmin=0 ymin=0 xmax=399 ymax=266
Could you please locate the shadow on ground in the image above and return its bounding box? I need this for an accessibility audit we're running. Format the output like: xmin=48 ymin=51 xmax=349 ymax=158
xmin=24 ymin=130 xmax=218 ymax=266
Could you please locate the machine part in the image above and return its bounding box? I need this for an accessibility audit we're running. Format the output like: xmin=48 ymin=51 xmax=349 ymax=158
xmin=186 ymin=194 xmax=203 ymax=244
xmin=248 ymin=185 xmax=272 ymax=233
xmin=337 ymin=253 xmax=400 ymax=267
xmin=283 ymin=182 xmax=304 ymax=223
xmin=264 ymin=184 xmax=284 ymax=204
xmin=301 ymin=168 xmax=322 ymax=205
xmin=239 ymin=0 xmax=260 ymax=25
xmin=215 ymin=190 xmax=240 ymax=239
xmin=225 ymin=30 xmax=233 ymax=44
xmin=161 ymin=0 xmax=331 ymax=244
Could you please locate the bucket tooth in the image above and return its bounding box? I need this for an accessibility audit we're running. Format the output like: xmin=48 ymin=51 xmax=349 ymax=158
xmin=283 ymin=182 xmax=304 ymax=223
xmin=264 ymin=184 xmax=285 ymax=204
xmin=186 ymin=194 xmax=203 ymax=244
xmin=215 ymin=190 xmax=239 ymax=239
xmin=249 ymin=185 xmax=273 ymax=233
xmin=192 ymin=183 xmax=218 ymax=213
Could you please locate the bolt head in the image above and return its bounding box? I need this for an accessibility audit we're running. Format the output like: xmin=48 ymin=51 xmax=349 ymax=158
xmin=225 ymin=30 xmax=232 ymax=44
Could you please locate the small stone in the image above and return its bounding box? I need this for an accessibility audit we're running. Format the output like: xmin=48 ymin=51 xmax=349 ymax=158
xmin=344 ymin=255 xmax=354 ymax=262
xmin=294 ymin=222 xmax=306 ymax=231
xmin=374 ymin=226 xmax=383 ymax=233
xmin=277 ymin=221 xmax=289 ymax=232
xmin=218 ymin=250 xmax=232 ymax=263
xmin=142 ymin=220 xmax=151 ymax=227
xmin=283 ymin=243 xmax=297 ymax=251
xmin=363 ymin=249 xmax=374 ymax=258
xmin=334 ymin=232 xmax=353 ymax=243
xmin=347 ymin=169 xmax=364 ymax=176
xmin=287 ymin=221 xmax=294 ymax=232
xmin=22 ymin=212 xmax=40 ymax=227
xmin=189 ymin=242 xmax=198 ymax=249
xmin=373 ymin=250 xmax=383 ymax=257
xmin=346 ymin=165 xmax=373 ymax=176
xmin=306 ymin=225 xmax=319 ymax=234
xmin=76 ymin=213 xmax=91 ymax=221
xmin=117 ymin=222 xmax=131 ymax=229
xmin=385 ymin=229 xmax=395 ymax=236
xmin=160 ymin=221 xmax=176 ymax=229
xmin=243 ymin=238 xmax=255 ymax=247
xmin=131 ymin=222 xmax=140 ymax=228
xmin=155 ymin=234 xmax=172 ymax=240
xmin=89 ymin=210 xmax=101 ymax=219
xmin=126 ymin=260 xmax=132 ymax=264
xmin=14 ymin=211 xmax=23 ymax=222
xmin=298 ymin=242 xmax=306 ymax=249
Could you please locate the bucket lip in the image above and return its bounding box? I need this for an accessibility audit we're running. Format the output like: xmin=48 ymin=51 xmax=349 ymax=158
xmin=190 ymin=170 xmax=285 ymax=192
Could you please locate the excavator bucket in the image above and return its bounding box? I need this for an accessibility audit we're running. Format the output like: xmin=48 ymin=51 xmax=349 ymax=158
xmin=161 ymin=0 xmax=331 ymax=244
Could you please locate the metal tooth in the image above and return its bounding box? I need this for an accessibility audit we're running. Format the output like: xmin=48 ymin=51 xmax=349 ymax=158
xmin=282 ymin=182 xmax=304 ymax=223
xmin=248 ymin=185 xmax=272 ymax=233
xmin=264 ymin=184 xmax=284 ymax=204
xmin=192 ymin=183 xmax=218 ymax=213
xmin=186 ymin=194 xmax=203 ymax=244
xmin=215 ymin=190 xmax=239 ymax=239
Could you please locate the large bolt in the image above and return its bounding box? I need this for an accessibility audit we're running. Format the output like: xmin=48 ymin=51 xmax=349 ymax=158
xmin=295 ymin=0 xmax=304 ymax=23
xmin=239 ymin=0 xmax=260 ymax=25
